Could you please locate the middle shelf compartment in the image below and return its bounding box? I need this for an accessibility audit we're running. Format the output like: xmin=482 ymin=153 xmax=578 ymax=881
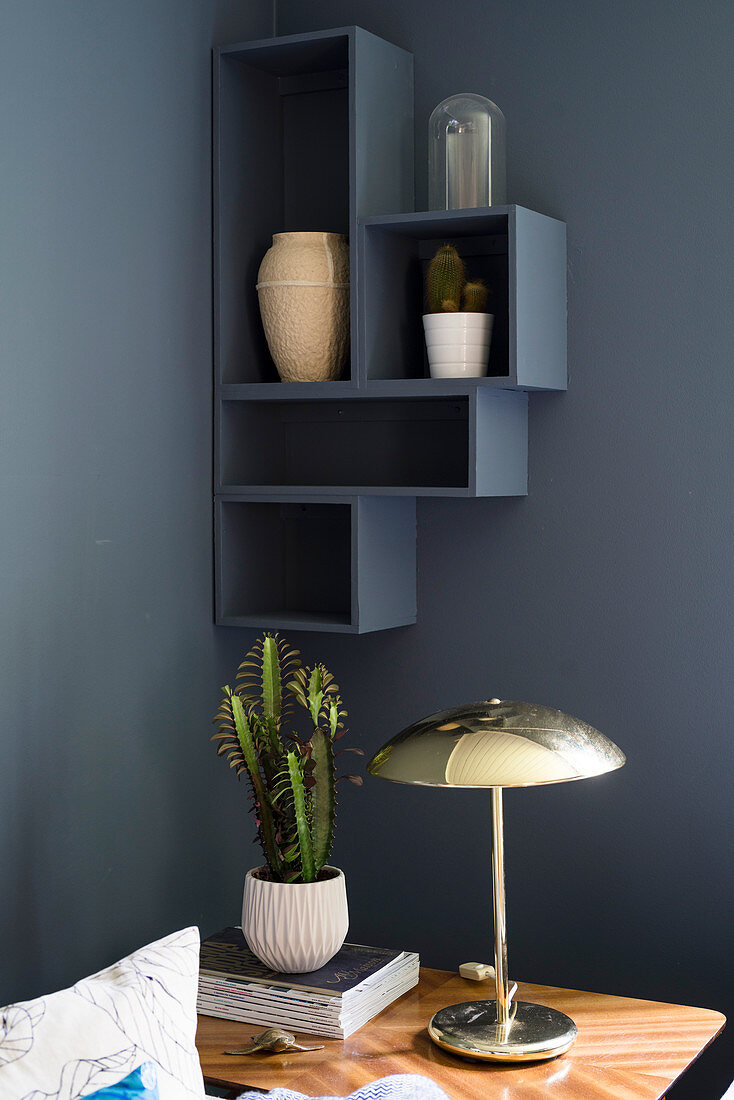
xmin=216 ymin=389 xmax=528 ymax=497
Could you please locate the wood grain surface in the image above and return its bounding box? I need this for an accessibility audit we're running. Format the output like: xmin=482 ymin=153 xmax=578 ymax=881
xmin=196 ymin=967 xmax=725 ymax=1099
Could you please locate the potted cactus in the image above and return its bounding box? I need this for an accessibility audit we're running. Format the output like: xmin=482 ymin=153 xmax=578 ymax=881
xmin=212 ymin=632 xmax=362 ymax=973
xmin=423 ymin=243 xmax=494 ymax=378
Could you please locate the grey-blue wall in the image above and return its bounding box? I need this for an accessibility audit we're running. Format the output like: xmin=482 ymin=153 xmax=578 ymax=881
xmin=2 ymin=1 xmax=732 ymax=1098
xmin=0 ymin=0 xmax=271 ymax=999
xmin=242 ymin=2 xmax=730 ymax=1096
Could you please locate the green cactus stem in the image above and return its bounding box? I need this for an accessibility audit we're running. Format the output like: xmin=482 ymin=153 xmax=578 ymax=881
xmin=287 ymin=750 xmax=316 ymax=882
xmin=463 ymin=280 xmax=488 ymax=313
xmin=310 ymin=723 xmax=337 ymax=873
xmin=427 ymin=244 xmax=465 ymax=313
xmin=260 ymin=633 xmax=282 ymax=721
xmin=230 ymin=692 xmax=285 ymax=879
xmin=306 ymin=666 xmax=324 ymax=728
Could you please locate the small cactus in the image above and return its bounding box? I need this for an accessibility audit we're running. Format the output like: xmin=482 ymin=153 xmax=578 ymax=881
xmin=426 ymin=244 xmax=465 ymax=313
xmin=463 ymin=280 xmax=488 ymax=313
xmin=426 ymin=244 xmax=490 ymax=313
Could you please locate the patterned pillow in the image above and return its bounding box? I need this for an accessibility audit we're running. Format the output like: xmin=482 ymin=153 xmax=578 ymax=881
xmin=234 ymin=1076 xmax=450 ymax=1100
xmin=86 ymin=1062 xmax=159 ymax=1098
xmin=0 ymin=927 xmax=205 ymax=1100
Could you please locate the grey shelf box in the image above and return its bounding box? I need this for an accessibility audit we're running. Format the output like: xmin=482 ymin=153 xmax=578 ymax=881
xmin=358 ymin=206 xmax=567 ymax=391
xmin=217 ymin=389 xmax=527 ymax=498
xmin=215 ymin=495 xmax=416 ymax=633
xmin=213 ymin=27 xmax=413 ymax=387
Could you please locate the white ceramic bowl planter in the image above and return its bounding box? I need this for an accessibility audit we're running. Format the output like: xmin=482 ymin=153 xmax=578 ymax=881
xmin=423 ymin=312 xmax=494 ymax=379
xmin=242 ymin=866 xmax=349 ymax=973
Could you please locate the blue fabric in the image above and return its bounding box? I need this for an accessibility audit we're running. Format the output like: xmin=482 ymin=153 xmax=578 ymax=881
xmin=86 ymin=1062 xmax=159 ymax=1099
xmin=235 ymin=1073 xmax=449 ymax=1100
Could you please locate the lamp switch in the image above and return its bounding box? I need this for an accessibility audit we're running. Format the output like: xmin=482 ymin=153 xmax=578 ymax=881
xmin=459 ymin=962 xmax=495 ymax=981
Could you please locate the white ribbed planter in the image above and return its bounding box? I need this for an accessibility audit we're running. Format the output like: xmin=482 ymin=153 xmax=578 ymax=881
xmin=256 ymin=231 xmax=350 ymax=383
xmin=242 ymin=867 xmax=349 ymax=973
xmin=423 ymin=312 xmax=494 ymax=378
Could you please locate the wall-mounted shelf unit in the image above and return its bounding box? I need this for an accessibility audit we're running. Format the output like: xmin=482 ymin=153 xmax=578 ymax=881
xmin=213 ymin=26 xmax=567 ymax=633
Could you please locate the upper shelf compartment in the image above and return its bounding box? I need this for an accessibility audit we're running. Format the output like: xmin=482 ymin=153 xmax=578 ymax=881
xmin=214 ymin=28 xmax=414 ymax=388
xmin=358 ymin=206 xmax=567 ymax=392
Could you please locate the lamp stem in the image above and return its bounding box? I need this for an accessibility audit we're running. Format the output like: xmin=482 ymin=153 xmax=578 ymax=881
xmin=491 ymin=786 xmax=510 ymax=1026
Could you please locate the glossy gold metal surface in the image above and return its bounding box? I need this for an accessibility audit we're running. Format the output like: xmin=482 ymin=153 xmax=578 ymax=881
xmin=428 ymin=999 xmax=578 ymax=1062
xmin=490 ymin=788 xmax=509 ymax=1027
xmin=223 ymin=1028 xmax=324 ymax=1055
xmin=368 ymin=700 xmax=626 ymax=1062
xmin=366 ymin=699 xmax=625 ymax=788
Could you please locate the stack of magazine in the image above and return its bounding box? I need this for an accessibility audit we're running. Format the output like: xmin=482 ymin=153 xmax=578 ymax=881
xmin=197 ymin=927 xmax=420 ymax=1039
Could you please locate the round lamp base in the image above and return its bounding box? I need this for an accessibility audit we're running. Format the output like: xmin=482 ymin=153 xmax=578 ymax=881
xmin=428 ymin=1000 xmax=577 ymax=1062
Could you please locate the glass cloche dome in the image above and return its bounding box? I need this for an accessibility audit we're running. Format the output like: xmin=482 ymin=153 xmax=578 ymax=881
xmin=428 ymin=93 xmax=507 ymax=210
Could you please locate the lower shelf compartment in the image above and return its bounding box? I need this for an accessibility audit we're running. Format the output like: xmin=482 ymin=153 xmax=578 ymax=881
xmin=215 ymin=495 xmax=416 ymax=633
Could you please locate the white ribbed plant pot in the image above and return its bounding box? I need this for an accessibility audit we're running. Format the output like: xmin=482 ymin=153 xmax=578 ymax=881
xmin=242 ymin=867 xmax=349 ymax=973
xmin=256 ymin=231 xmax=350 ymax=383
xmin=423 ymin=312 xmax=494 ymax=378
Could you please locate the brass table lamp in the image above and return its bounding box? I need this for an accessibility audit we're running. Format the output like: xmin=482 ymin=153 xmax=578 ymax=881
xmin=367 ymin=698 xmax=625 ymax=1063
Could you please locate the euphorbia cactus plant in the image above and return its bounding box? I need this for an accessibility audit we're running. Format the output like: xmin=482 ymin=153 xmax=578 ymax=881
xmin=212 ymin=633 xmax=362 ymax=883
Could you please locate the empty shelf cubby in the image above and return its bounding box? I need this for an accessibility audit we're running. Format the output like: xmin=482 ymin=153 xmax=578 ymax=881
xmin=215 ymin=495 xmax=416 ymax=633
xmin=217 ymin=390 xmax=527 ymax=497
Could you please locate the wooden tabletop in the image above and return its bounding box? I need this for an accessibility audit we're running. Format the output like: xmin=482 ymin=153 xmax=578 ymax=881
xmin=196 ymin=968 xmax=725 ymax=1099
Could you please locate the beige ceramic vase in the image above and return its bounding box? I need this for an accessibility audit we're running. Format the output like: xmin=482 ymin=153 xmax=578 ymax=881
xmin=256 ymin=231 xmax=350 ymax=382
